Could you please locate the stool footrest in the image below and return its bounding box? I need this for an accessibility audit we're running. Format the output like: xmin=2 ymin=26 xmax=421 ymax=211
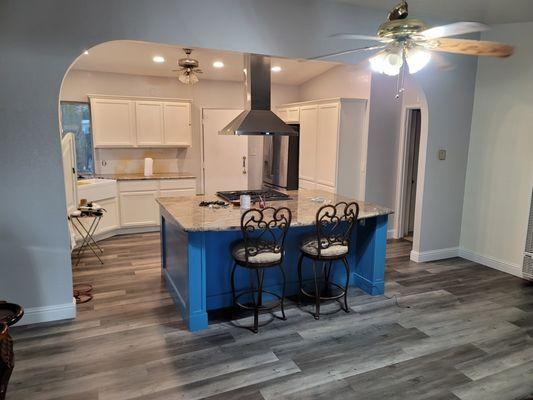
xmin=234 ymin=289 xmax=283 ymax=312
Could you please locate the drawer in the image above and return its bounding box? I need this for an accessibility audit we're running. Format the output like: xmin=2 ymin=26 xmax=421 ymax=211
xmin=159 ymin=178 xmax=196 ymax=190
xmin=118 ymin=180 xmax=159 ymax=192
xmin=159 ymin=189 xmax=196 ymax=197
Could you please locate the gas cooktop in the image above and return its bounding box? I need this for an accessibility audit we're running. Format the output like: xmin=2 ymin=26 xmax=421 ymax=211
xmin=216 ymin=189 xmax=290 ymax=202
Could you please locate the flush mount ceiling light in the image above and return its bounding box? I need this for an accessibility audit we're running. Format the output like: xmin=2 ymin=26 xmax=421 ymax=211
xmin=153 ymin=55 xmax=165 ymax=63
xmin=83 ymin=50 xmax=89 ymax=55
xmin=172 ymin=48 xmax=202 ymax=85
xmin=311 ymin=0 xmax=514 ymax=96
xmin=271 ymin=66 xmax=282 ymax=72
xmin=213 ymin=60 xmax=224 ymax=68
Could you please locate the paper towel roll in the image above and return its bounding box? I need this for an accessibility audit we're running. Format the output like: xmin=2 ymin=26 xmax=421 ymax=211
xmin=144 ymin=157 xmax=153 ymax=176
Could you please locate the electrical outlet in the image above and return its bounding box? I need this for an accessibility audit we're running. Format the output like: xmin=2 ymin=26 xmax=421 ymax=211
xmin=438 ymin=150 xmax=446 ymax=160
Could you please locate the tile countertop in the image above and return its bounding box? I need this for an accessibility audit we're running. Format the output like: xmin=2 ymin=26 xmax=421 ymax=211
xmin=157 ymin=188 xmax=393 ymax=232
xmin=94 ymin=172 xmax=196 ymax=180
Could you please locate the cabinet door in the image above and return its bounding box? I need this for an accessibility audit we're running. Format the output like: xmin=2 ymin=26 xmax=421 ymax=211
xmin=91 ymin=98 xmax=136 ymax=146
xmin=136 ymin=101 xmax=164 ymax=146
xmin=95 ymin=197 xmax=120 ymax=234
xmin=315 ymin=103 xmax=340 ymax=188
xmin=287 ymin=107 xmax=300 ymax=123
xmin=163 ymin=102 xmax=191 ymax=146
xmin=119 ymin=190 xmax=159 ymax=227
xmin=298 ymin=105 xmax=318 ymax=182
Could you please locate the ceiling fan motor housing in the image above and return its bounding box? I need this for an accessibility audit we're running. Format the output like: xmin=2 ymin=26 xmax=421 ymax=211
xmin=377 ymin=18 xmax=428 ymax=40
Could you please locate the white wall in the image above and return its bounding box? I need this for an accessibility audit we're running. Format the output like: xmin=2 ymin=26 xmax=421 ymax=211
xmin=460 ymin=22 xmax=533 ymax=274
xmin=299 ymin=64 xmax=371 ymax=101
xmin=61 ymin=69 xmax=299 ymax=192
xmin=0 ymin=0 xmax=478 ymax=325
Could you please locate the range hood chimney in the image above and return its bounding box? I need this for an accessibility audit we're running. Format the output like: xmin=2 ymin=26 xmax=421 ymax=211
xmin=219 ymin=54 xmax=297 ymax=136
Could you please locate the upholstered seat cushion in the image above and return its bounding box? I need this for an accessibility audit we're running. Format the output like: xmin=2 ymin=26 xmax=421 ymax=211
xmin=232 ymin=240 xmax=282 ymax=265
xmin=300 ymin=237 xmax=348 ymax=257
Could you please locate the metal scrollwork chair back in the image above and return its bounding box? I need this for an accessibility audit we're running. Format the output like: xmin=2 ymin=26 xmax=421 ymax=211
xmin=315 ymin=201 xmax=359 ymax=258
xmin=240 ymin=206 xmax=292 ymax=266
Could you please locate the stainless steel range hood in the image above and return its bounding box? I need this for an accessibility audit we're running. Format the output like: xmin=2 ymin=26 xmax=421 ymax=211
xmin=219 ymin=54 xmax=297 ymax=136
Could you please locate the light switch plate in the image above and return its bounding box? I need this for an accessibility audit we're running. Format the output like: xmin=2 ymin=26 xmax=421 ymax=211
xmin=438 ymin=149 xmax=446 ymax=160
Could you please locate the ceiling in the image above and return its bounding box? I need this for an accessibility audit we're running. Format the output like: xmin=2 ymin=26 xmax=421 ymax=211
xmin=331 ymin=0 xmax=533 ymax=24
xmin=72 ymin=41 xmax=338 ymax=86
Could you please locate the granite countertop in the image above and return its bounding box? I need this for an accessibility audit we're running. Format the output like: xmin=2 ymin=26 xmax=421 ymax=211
xmin=157 ymin=188 xmax=393 ymax=232
xmin=94 ymin=172 xmax=195 ymax=180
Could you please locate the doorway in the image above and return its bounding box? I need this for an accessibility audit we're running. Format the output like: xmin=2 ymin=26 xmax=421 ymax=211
xmin=202 ymin=108 xmax=247 ymax=194
xmin=400 ymin=108 xmax=421 ymax=241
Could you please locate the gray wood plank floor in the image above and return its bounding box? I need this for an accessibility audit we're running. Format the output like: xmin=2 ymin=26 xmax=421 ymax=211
xmin=7 ymin=233 xmax=533 ymax=400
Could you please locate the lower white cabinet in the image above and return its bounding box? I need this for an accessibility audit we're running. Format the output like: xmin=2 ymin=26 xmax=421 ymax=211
xmin=97 ymin=197 xmax=120 ymax=233
xmin=119 ymin=190 xmax=159 ymax=227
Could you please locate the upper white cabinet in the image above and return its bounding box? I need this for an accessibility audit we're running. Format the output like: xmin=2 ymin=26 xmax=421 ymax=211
xmin=91 ymin=98 xmax=136 ymax=146
xmin=163 ymin=102 xmax=191 ymax=146
xmin=279 ymin=98 xmax=368 ymax=198
xmin=90 ymin=95 xmax=192 ymax=148
xmin=276 ymin=106 xmax=300 ymax=123
xmin=136 ymin=101 xmax=164 ymax=146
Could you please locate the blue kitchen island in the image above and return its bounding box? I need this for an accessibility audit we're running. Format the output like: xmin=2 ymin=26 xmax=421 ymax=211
xmin=158 ymin=189 xmax=393 ymax=332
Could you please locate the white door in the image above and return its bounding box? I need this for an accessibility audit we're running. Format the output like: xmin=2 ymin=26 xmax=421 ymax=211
xmin=136 ymin=101 xmax=164 ymax=146
xmin=163 ymin=102 xmax=191 ymax=146
xmin=315 ymin=103 xmax=339 ymax=188
xmin=61 ymin=133 xmax=77 ymax=213
xmin=202 ymin=109 xmax=247 ymax=194
xmin=90 ymin=98 xmax=136 ymax=147
xmin=298 ymin=105 xmax=319 ymax=183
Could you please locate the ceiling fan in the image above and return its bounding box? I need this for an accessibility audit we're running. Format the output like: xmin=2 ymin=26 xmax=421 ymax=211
xmin=313 ymin=0 xmax=514 ymax=77
xmin=173 ymin=48 xmax=202 ymax=85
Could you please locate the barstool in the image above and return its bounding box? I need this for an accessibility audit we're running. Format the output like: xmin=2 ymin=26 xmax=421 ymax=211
xmin=0 ymin=301 xmax=24 ymax=400
xmin=297 ymin=201 xmax=359 ymax=320
xmin=230 ymin=206 xmax=292 ymax=333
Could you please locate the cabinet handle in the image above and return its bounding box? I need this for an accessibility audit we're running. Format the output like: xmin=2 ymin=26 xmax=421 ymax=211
xmin=242 ymin=156 xmax=247 ymax=175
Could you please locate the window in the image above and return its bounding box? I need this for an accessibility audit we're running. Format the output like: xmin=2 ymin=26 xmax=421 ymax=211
xmin=60 ymin=102 xmax=94 ymax=174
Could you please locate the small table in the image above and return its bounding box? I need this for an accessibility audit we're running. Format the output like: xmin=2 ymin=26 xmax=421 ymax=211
xmin=70 ymin=209 xmax=105 ymax=266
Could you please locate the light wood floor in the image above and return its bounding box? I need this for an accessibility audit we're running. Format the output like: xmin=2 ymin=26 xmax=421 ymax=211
xmin=8 ymin=233 xmax=533 ymax=400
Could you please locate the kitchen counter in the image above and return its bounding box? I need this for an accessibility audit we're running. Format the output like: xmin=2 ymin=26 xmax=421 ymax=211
xmin=159 ymin=188 xmax=392 ymax=331
xmin=157 ymin=188 xmax=392 ymax=232
xmin=94 ymin=172 xmax=195 ymax=180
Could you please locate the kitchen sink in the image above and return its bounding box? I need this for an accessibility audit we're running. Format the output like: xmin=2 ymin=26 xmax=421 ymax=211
xmin=77 ymin=178 xmax=117 ymax=201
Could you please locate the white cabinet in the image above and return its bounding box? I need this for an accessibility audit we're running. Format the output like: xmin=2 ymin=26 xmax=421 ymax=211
xmin=91 ymin=98 xmax=136 ymax=147
xmin=96 ymin=197 xmax=120 ymax=233
xmin=119 ymin=190 xmax=159 ymax=227
xmin=298 ymin=105 xmax=319 ymax=183
xmin=279 ymin=98 xmax=368 ymax=198
xmin=90 ymin=95 xmax=192 ymax=148
xmin=136 ymin=101 xmax=164 ymax=146
xmin=315 ymin=103 xmax=340 ymax=188
xmin=276 ymin=106 xmax=299 ymax=123
xmin=118 ymin=178 xmax=196 ymax=228
xmin=163 ymin=102 xmax=191 ymax=146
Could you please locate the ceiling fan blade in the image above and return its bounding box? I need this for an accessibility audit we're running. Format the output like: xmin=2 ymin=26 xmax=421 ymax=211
xmin=309 ymin=44 xmax=388 ymax=60
xmin=432 ymin=38 xmax=514 ymax=58
xmin=329 ymin=33 xmax=391 ymax=42
xmin=421 ymin=22 xmax=489 ymax=40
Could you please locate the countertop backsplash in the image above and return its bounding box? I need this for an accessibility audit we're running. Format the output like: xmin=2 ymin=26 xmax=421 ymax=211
xmin=95 ymin=148 xmax=189 ymax=175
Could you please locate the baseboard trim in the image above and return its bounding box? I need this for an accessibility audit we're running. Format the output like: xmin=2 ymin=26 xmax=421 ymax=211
xmin=459 ymin=249 xmax=523 ymax=279
xmin=410 ymin=247 xmax=459 ymax=263
xmin=17 ymin=299 xmax=76 ymax=326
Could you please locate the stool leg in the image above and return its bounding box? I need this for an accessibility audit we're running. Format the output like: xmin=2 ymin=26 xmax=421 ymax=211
xmin=253 ymin=269 xmax=265 ymax=333
xmin=297 ymin=253 xmax=304 ymax=305
xmin=324 ymin=260 xmax=332 ymax=296
xmin=341 ymin=257 xmax=350 ymax=313
xmin=278 ymin=264 xmax=287 ymax=320
xmin=230 ymin=262 xmax=237 ymax=306
xmin=312 ymin=260 xmax=320 ymax=320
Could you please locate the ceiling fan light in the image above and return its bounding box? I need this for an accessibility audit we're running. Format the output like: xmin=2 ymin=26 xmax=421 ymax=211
xmin=370 ymin=50 xmax=403 ymax=76
xmin=406 ymin=48 xmax=431 ymax=74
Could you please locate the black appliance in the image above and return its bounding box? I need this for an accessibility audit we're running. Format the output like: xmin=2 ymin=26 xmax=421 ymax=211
xmin=216 ymin=189 xmax=290 ymax=203
xmin=262 ymin=124 xmax=299 ymax=191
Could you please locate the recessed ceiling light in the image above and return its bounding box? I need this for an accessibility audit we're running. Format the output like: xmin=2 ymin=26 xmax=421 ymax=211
xmin=83 ymin=50 xmax=89 ymax=55
xmin=153 ymin=55 xmax=165 ymax=63
xmin=213 ymin=61 xmax=224 ymax=68
xmin=271 ymin=66 xmax=282 ymax=72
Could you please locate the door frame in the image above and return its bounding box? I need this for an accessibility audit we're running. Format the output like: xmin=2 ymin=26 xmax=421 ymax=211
xmin=394 ymin=106 xmax=421 ymax=239
xmin=200 ymin=107 xmax=245 ymax=195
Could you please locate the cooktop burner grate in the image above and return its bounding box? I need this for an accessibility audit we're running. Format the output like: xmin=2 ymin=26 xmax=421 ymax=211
xmin=216 ymin=189 xmax=290 ymax=202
